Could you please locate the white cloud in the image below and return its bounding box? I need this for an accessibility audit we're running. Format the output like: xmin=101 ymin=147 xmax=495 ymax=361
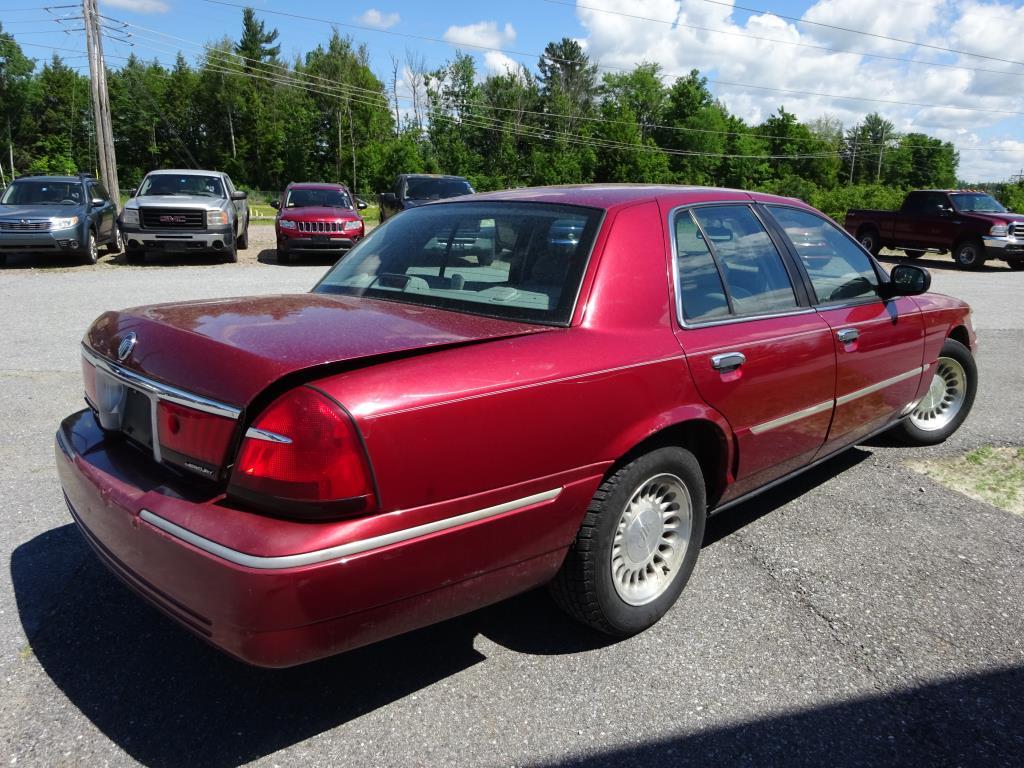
xmin=483 ymin=51 xmax=524 ymax=76
xmin=443 ymin=20 xmax=516 ymax=51
xmin=100 ymin=0 xmax=169 ymax=13
xmin=572 ymin=0 xmax=1024 ymax=180
xmin=356 ymin=9 xmax=400 ymax=30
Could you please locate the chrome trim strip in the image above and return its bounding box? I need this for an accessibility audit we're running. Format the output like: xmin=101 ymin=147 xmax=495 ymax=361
xmin=750 ymin=400 xmax=834 ymax=435
xmin=139 ymin=487 xmax=563 ymax=570
xmin=245 ymin=427 xmax=293 ymax=444
xmin=836 ymin=366 xmax=924 ymax=407
xmin=82 ymin=344 xmax=242 ymax=420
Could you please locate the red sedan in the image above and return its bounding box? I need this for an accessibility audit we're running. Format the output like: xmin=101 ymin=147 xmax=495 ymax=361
xmin=271 ymin=182 xmax=366 ymax=262
xmin=57 ymin=186 xmax=977 ymax=667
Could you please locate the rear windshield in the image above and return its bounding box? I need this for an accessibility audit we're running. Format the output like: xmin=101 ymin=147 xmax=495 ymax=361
xmin=313 ymin=202 xmax=602 ymax=325
xmin=138 ymin=174 xmax=225 ymax=198
xmin=404 ymin=177 xmax=474 ymax=200
xmin=1 ymin=180 xmax=84 ymax=205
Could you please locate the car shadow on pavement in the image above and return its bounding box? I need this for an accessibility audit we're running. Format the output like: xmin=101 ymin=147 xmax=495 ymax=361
xmin=534 ymin=665 xmax=1024 ymax=767
xmin=11 ymin=524 xmax=487 ymax=768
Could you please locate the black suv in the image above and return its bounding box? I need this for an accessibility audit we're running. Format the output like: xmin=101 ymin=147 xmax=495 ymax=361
xmin=378 ymin=174 xmax=474 ymax=222
xmin=0 ymin=173 xmax=121 ymax=265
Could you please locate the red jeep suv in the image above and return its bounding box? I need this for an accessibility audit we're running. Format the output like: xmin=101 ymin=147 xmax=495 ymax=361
xmin=271 ymin=182 xmax=366 ymax=262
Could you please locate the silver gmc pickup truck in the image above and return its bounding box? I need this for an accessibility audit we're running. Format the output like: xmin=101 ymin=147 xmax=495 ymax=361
xmin=118 ymin=169 xmax=249 ymax=263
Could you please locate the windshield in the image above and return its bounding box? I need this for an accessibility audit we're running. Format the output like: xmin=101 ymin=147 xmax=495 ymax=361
xmin=404 ymin=177 xmax=474 ymax=201
xmin=1 ymin=180 xmax=84 ymax=206
xmin=950 ymin=193 xmax=1007 ymax=213
xmin=138 ymin=174 xmax=225 ymax=198
xmin=313 ymin=202 xmax=602 ymax=325
xmin=285 ymin=187 xmax=353 ymax=209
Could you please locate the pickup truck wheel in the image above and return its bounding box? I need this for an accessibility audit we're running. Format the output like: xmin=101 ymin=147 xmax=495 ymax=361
xmin=903 ymin=249 xmax=925 ymax=259
xmin=83 ymin=229 xmax=98 ymax=265
xmin=1007 ymin=260 xmax=1024 ymax=271
xmin=222 ymin=245 xmax=238 ymax=264
xmin=237 ymin=220 xmax=249 ymax=250
xmin=893 ymin=339 xmax=976 ymax=446
xmin=953 ymin=239 xmax=986 ymax=270
xmin=105 ymin=226 xmax=123 ymax=255
xmin=858 ymin=228 xmax=881 ymax=256
xmin=550 ymin=446 xmax=706 ymax=636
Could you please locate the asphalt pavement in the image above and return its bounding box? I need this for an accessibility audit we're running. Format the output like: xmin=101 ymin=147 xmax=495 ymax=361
xmin=1 ymin=242 xmax=1022 ymax=767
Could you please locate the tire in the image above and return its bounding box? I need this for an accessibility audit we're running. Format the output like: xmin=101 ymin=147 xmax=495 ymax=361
xmin=124 ymin=250 xmax=145 ymax=265
xmin=892 ymin=338 xmax=977 ymax=446
xmin=550 ymin=446 xmax=707 ymax=637
xmin=105 ymin=225 xmax=123 ymax=255
xmin=222 ymin=245 xmax=238 ymax=264
xmin=903 ymin=249 xmax=925 ymax=259
xmin=1008 ymin=260 xmax=1024 ymax=271
xmin=858 ymin=228 xmax=881 ymax=256
xmin=953 ymin=238 xmax=986 ymax=270
xmin=0 ymin=253 xmax=6 ymax=267
xmin=237 ymin=219 xmax=249 ymax=250
xmin=83 ymin=229 xmax=99 ymax=265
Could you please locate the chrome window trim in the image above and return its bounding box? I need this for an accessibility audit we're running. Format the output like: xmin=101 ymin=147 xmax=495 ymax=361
xmin=139 ymin=487 xmax=563 ymax=570
xmin=245 ymin=427 xmax=293 ymax=444
xmin=667 ymin=201 xmax=807 ymax=329
xmin=750 ymin=399 xmax=834 ymax=435
xmin=836 ymin=366 xmax=924 ymax=407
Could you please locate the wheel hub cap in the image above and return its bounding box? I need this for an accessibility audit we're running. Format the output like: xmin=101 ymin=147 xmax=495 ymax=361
xmin=611 ymin=473 xmax=692 ymax=606
xmin=909 ymin=356 xmax=967 ymax=431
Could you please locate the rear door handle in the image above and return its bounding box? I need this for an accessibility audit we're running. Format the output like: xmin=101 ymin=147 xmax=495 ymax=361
xmin=836 ymin=328 xmax=859 ymax=344
xmin=711 ymin=352 xmax=746 ymax=371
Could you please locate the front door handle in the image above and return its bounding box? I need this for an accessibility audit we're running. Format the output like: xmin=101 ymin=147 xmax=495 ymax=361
xmin=711 ymin=352 xmax=746 ymax=371
xmin=836 ymin=328 xmax=860 ymax=344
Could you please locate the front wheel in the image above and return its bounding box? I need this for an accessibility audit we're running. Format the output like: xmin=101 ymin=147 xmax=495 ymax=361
xmin=550 ymin=446 xmax=706 ymax=636
xmin=237 ymin=219 xmax=249 ymax=250
xmin=953 ymin=239 xmax=986 ymax=270
xmin=82 ymin=229 xmax=98 ymax=265
xmin=892 ymin=338 xmax=977 ymax=446
xmin=1008 ymin=260 xmax=1024 ymax=271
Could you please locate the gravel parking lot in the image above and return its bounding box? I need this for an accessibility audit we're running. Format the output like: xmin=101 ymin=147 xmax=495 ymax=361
xmin=1 ymin=234 xmax=1022 ymax=767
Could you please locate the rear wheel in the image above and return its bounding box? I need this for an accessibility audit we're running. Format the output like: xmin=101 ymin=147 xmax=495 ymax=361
xmin=105 ymin=225 xmax=123 ymax=255
xmin=550 ymin=446 xmax=706 ymax=636
xmin=903 ymin=249 xmax=925 ymax=259
xmin=858 ymin=228 xmax=881 ymax=256
xmin=1008 ymin=260 xmax=1024 ymax=271
xmin=237 ymin=219 xmax=249 ymax=249
xmin=953 ymin=238 xmax=986 ymax=270
xmin=892 ymin=338 xmax=976 ymax=446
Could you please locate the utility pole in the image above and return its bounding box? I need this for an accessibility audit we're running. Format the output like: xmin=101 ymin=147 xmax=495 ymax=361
xmin=83 ymin=0 xmax=120 ymax=208
xmin=875 ymin=128 xmax=885 ymax=183
xmin=848 ymin=134 xmax=857 ymax=185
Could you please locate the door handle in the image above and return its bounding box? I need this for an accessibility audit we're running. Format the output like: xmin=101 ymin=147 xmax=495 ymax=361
xmin=711 ymin=352 xmax=746 ymax=371
xmin=836 ymin=328 xmax=859 ymax=344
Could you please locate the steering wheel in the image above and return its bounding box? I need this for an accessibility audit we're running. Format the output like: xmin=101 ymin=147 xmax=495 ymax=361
xmin=828 ymin=276 xmax=872 ymax=301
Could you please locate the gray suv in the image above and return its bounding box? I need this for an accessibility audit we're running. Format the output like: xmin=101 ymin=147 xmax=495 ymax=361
xmin=0 ymin=173 xmax=121 ymax=266
xmin=119 ymin=169 xmax=249 ymax=263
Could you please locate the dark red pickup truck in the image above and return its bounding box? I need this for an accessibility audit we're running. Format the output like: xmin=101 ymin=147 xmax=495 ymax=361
xmin=845 ymin=190 xmax=1024 ymax=270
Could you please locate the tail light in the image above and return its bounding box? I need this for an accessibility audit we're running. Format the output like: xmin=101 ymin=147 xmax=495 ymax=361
xmin=228 ymin=386 xmax=376 ymax=518
xmin=157 ymin=400 xmax=236 ymax=475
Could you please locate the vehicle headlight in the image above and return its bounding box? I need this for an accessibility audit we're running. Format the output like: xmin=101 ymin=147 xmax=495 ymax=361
xmin=279 ymin=219 xmax=297 ymax=230
xmin=343 ymin=220 xmax=362 ymax=232
xmin=49 ymin=216 xmax=79 ymax=230
xmin=206 ymin=210 xmax=229 ymax=226
xmin=990 ymin=223 xmax=1009 ymax=237
xmin=121 ymin=208 xmax=139 ymax=226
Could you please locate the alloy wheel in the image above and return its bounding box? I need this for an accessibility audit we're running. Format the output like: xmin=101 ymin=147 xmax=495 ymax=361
xmin=910 ymin=356 xmax=968 ymax=431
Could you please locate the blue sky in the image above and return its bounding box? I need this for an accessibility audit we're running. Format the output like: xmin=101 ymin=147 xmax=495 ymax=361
xmin=5 ymin=0 xmax=1024 ymax=181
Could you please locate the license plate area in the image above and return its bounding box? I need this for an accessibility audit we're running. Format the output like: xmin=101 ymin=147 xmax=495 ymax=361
xmin=311 ymin=235 xmax=331 ymax=243
xmin=121 ymin=387 xmax=155 ymax=451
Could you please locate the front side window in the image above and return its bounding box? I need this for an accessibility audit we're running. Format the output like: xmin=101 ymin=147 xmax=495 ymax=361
xmin=1 ymin=180 xmax=83 ymax=205
xmin=769 ymin=206 xmax=879 ymax=304
xmin=138 ymin=174 xmax=225 ymax=198
xmin=314 ymin=202 xmax=601 ymax=325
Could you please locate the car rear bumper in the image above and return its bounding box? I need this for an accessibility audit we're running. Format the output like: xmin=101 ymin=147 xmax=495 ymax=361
xmin=121 ymin=224 xmax=234 ymax=254
xmin=56 ymin=409 xmax=586 ymax=667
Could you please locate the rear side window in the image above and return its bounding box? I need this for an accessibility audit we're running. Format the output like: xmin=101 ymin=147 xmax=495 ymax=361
xmin=673 ymin=211 xmax=729 ymax=323
xmin=768 ymin=206 xmax=879 ymax=305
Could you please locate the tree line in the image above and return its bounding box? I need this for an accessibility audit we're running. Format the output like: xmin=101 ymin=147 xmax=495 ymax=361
xmin=2 ymin=11 xmax=1019 ymax=218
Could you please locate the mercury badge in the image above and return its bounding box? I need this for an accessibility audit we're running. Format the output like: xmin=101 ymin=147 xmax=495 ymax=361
xmin=117 ymin=332 xmax=137 ymax=362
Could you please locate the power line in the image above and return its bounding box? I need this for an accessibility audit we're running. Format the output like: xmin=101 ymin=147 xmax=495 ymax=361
xmin=552 ymin=0 xmax=1024 ymax=80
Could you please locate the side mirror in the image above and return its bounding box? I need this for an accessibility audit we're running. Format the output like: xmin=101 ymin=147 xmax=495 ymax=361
xmin=90 ymin=197 xmax=106 ymax=207
xmin=881 ymin=263 xmax=931 ymax=298
xmin=129 ymin=188 xmax=137 ymax=197
xmin=231 ymin=190 xmax=248 ymax=200
xmin=357 ymin=200 xmax=368 ymax=210
xmin=269 ymin=199 xmax=280 ymax=210
xmin=379 ymin=192 xmax=397 ymax=206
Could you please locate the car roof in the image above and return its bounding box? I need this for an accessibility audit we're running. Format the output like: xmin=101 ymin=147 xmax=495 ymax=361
xmin=402 ymin=174 xmax=469 ymax=180
xmin=286 ymin=182 xmax=351 ymax=190
xmin=462 ymin=184 xmax=809 ymax=211
xmin=13 ymin=176 xmax=86 ymax=183
xmin=146 ymin=169 xmax=227 ymax=177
